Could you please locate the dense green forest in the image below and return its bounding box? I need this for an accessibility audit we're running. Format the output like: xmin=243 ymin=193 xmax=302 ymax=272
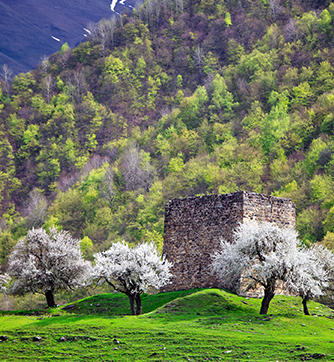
xmin=1 ymin=0 xmax=334 ymax=266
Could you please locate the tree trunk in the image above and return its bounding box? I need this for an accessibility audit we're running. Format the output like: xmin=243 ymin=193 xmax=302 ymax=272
xmin=260 ymin=288 xmax=275 ymax=315
xmin=128 ymin=294 xmax=136 ymax=315
xmin=135 ymin=293 xmax=142 ymax=315
xmin=302 ymin=297 xmax=310 ymax=316
xmin=45 ymin=290 xmax=56 ymax=308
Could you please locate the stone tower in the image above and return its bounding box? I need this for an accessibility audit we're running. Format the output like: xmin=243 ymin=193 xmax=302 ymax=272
xmin=162 ymin=191 xmax=296 ymax=291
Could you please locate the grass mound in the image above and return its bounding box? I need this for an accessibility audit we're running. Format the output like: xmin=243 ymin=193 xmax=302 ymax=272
xmin=0 ymin=289 xmax=200 ymax=318
xmin=68 ymin=289 xmax=200 ymax=316
xmin=1 ymin=289 xmax=334 ymax=361
xmin=157 ymin=289 xmax=333 ymax=318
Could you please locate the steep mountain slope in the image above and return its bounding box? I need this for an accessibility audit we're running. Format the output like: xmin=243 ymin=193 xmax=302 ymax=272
xmin=1 ymin=0 xmax=334 ymax=265
xmin=0 ymin=0 xmax=135 ymax=73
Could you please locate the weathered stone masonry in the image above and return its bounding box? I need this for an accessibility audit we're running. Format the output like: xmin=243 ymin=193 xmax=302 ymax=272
xmin=162 ymin=191 xmax=296 ymax=292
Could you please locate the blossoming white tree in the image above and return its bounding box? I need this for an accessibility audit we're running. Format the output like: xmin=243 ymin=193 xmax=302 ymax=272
xmin=211 ymin=221 xmax=298 ymax=315
xmin=91 ymin=241 xmax=173 ymax=315
xmin=286 ymin=244 xmax=332 ymax=315
xmin=0 ymin=272 xmax=11 ymax=311
xmin=8 ymin=227 xmax=91 ymax=307
xmin=0 ymin=272 xmax=10 ymax=293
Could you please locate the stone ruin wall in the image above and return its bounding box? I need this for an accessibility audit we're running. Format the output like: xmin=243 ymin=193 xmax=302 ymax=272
xmin=162 ymin=191 xmax=296 ymax=292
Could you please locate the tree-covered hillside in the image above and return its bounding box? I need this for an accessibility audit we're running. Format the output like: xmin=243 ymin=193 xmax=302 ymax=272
xmin=1 ymin=0 xmax=334 ymax=264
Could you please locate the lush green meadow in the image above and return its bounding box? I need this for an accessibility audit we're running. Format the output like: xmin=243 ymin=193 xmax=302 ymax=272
xmin=1 ymin=289 xmax=334 ymax=361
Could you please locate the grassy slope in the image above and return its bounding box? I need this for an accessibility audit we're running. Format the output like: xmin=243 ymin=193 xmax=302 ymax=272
xmin=1 ymin=289 xmax=334 ymax=361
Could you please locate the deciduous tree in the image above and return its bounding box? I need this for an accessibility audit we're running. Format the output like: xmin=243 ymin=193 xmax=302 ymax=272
xmin=286 ymin=244 xmax=332 ymax=315
xmin=0 ymin=272 xmax=10 ymax=293
xmin=24 ymin=188 xmax=48 ymax=228
xmin=42 ymin=74 xmax=53 ymax=103
xmin=1 ymin=64 xmax=13 ymax=98
xmin=91 ymin=241 xmax=172 ymax=315
xmin=211 ymin=221 xmax=298 ymax=315
xmin=121 ymin=143 xmax=155 ymax=192
xmin=8 ymin=228 xmax=91 ymax=307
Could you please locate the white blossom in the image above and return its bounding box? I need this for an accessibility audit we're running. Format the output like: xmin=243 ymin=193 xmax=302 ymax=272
xmin=211 ymin=220 xmax=298 ymax=314
xmin=8 ymin=227 xmax=91 ymax=307
xmin=286 ymin=246 xmax=327 ymax=298
xmin=0 ymin=273 xmax=10 ymax=293
xmin=91 ymin=241 xmax=172 ymax=314
xmin=285 ymin=244 xmax=332 ymax=315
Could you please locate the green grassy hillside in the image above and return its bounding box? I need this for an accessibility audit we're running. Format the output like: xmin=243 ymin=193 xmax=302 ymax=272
xmin=1 ymin=289 xmax=334 ymax=361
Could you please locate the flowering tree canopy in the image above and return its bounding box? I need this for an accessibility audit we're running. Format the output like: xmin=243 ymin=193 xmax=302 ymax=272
xmin=286 ymin=244 xmax=332 ymax=315
xmin=91 ymin=241 xmax=172 ymax=315
xmin=211 ymin=221 xmax=298 ymax=315
xmin=0 ymin=272 xmax=10 ymax=294
xmin=8 ymin=227 xmax=91 ymax=307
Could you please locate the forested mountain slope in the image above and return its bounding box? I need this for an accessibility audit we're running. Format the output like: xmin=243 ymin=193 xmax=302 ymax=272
xmin=1 ymin=0 xmax=334 ymax=264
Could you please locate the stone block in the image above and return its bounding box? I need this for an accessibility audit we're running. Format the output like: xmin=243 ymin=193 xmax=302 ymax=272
xmin=162 ymin=191 xmax=295 ymax=292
